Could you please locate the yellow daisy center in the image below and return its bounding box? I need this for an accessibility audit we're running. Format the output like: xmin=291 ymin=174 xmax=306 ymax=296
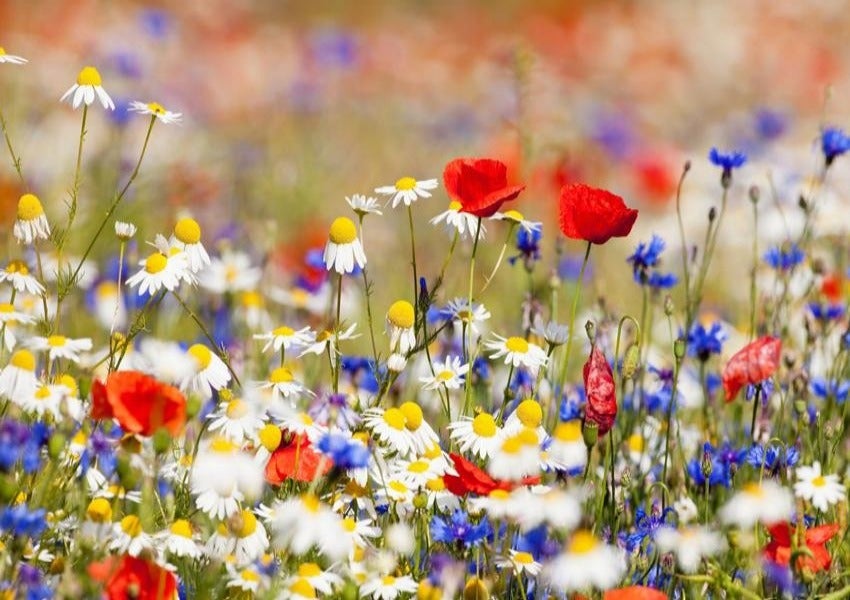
xmin=382 ymin=575 xmax=397 ymax=586
xmin=395 ymin=176 xmax=417 ymax=191
xmin=628 ymin=433 xmax=644 ymax=453
xmin=472 ymin=413 xmax=497 ymax=438
xmin=225 ymin=399 xmax=247 ymax=419
xmin=96 ymin=281 xmax=118 ymax=299
xmin=299 ymin=412 xmax=314 ymax=426
xmin=298 ymin=563 xmax=321 ymax=578
xmin=120 ymin=515 xmax=143 ymax=537
xmin=400 ymin=401 xmax=423 ymax=431
xmin=174 ymin=217 xmax=202 ymax=244
xmin=210 ymin=437 xmax=238 ymax=453
xmin=270 ymin=367 xmax=294 ymax=383
xmin=170 ymin=519 xmax=193 ymax=538
xmin=568 ymin=530 xmax=598 ymax=554
xmin=489 ymin=489 xmax=510 ymax=500
xmin=47 ymin=335 xmax=66 ymax=347
xmin=0 ymin=48 xmax=5 ymax=56
xmin=240 ymin=291 xmax=263 ymax=307
xmin=0 ymin=303 xmax=12 ymax=313
xmin=515 ymin=399 xmax=542 ymax=428
xmin=387 ymin=300 xmax=415 ymax=329
xmin=188 ymin=344 xmax=212 ymax=369
xmin=273 ymin=325 xmax=295 ymax=337
xmin=34 ymin=386 xmax=51 ymax=400
xmin=553 ymin=420 xmax=582 ymax=442
xmin=436 ymin=370 xmax=454 ymax=382
xmin=426 ymin=477 xmax=445 ymax=492
xmin=76 ymin=66 xmax=102 ymax=86
xmin=388 ymin=480 xmax=408 ymax=494
xmin=502 ymin=209 xmax=524 ymax=222
xmin=505 ymin=336 xmax=529 ymax=354
xmin=6 ymin=260 xmax=29 ymax=275
xmin=513 ymin=551 xmax=534 ymax=564
xmin=17 ymin=194 xmax=44 ymax=220
xmin=144 ymin=252 xmax=168 ymax=274
xmin=56 ymin=374 xmax=78 ymax=395
xmin=448 ymin=200 xmax=462 ymax=211
xmin=258 ymin=424 xmax=282 ymax=452
xmin=10 ymin=349 xmax=35 ymax=371
xmin=237 ymin=510 xmax=257 ymax=538
xmin=301 ymin=494 xmax=320 ymax=513
xmin=342 ymin=517 xmax=357 ymax=532
xmin=517 ymin=427 xmax=539 ymax=446
xmin=407 ymin=460 xmax=430 ymax=473
xmin=86 ymin=498 xmax=112 ymax=523
xmin=813 ymin=475 xmax=827 ymax=488
xmin=743 ymin=482 xmax=764 ymax=497
xmin=501 ymin=435 xmax=523 ymax=455
xmin=241 ymin=569 xmax=260 ymax=583
xmin=146 ymin=102 xmax=166 ymax=115
xmin=328 ymin=217 xmax=357 ymax=244
xmin=423 ymin=444 xmax=442 ymax=459
xmin=290 ymin=578 xmax=316 ymax=598
xmin=382 ymin=407 xmax=406 ymax=430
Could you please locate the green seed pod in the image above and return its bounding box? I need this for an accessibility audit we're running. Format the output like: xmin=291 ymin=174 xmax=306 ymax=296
xmin=622 ymin=345 xmax=640 ymax=379
xmin=582 ymin=420 xmax=599 ymax=448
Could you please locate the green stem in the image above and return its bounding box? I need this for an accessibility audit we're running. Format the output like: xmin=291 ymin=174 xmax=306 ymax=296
xmin=407 ymin=205 xmax=419 ymax=328
xmin=173 ymin=291 xmax=241 ymax=387
xmin=333 ymin=273 xmax=343 ymax=394
xmin=0 ymin=103 xmax=24 ymax=186
xmin=558 ymin=241 xmax=592 ymax=388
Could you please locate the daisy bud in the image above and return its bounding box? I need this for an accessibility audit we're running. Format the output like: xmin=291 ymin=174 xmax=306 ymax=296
xmin=341 ymin=582 xmax=359 ymax=600
xmin=114 ymin=221 xmax=137 ymax=241
xmin=387 ymin=353 xmax=407 ymax=373
xmin=120 ymin=435 xmax=142 ymax=454
xmin=186 ymin=395 xmax=202 ymax=419
xmin=794 ymin=399 xmax=807 ymax=416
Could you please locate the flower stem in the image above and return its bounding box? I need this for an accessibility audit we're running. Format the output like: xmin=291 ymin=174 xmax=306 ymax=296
xmin=173 ymin=291 xmax=241 ymax=388
xmin=0 ymin=102 xmax=25 ymax=186
xmin=558 ymin=241 xmax=592 ymax=388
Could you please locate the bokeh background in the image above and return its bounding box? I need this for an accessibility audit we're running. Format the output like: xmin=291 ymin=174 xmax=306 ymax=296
xmin=2 ymin=0 xmax=850 ymax=326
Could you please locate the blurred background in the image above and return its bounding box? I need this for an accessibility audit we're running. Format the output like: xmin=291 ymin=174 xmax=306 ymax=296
xmin=2 ymin=0 xmax=850 ymax=326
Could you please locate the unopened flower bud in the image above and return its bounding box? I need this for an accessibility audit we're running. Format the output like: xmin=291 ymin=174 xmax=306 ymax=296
xmin=585 ymin=320 xmax=596 ymax=345
xmin=622 ymin=345 xmax=640 ymax=379
xmin=749 ymin=185 xmax=760 ymax=204
xmin=663 ymin=295 xmax=674 ymax=316
xmin=48 ymin=434 xmax=66 ymax=460
xmin=708 ymin=206 xmax=717 ymax=222
xmin=463 ymin=577 xmax=489 ymax=600
xmin=701 ymin=451 xmax=713 ymax=479
xmin=582 ymin=420 xmax=599 ymax=448
xmin=674 ymin=338 xmax=686 ymax=360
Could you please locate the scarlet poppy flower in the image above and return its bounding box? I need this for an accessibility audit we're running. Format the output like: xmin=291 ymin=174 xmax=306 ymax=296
xmin=721 ymin=336 xmax=782 ymax=401
xmin=559 ymin=183 xmax=638 ymax=244
xmin=265 ymin=433 xmax=331 ymax=485
xmin=583 ymin=346 xmax=617 ymax=436
xmin=91 ymin=371 xmax=186 ymax=437
xmin=604 ymin=586 xmax=667 ymax=600
xmin=443 ymin=453 xmax=538 ymax=496
xmin=443 ymin=157 xmax=526 ymax=218
xmin=89 ymin=555 xmax=177 ymax=600
xmin=764 ymin=522 xmax=839 ymax=573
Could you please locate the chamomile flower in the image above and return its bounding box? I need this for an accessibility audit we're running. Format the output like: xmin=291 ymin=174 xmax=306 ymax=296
xmin=363 ymin=407 xmax=417 ymax=456
xmin=157 ymin=519 xmax=203 ymax=559
xmin=503 ymin=399 xmax=546 ymax=438
xmin=259 ymin=367 xmax=314 ymax=403
xmin=126 ymin=248 xmax=192 ymax=295
xmin=254 ymin=325 xmax=314 ymax=354
xmin=0 ymin=48 xmax=27 ymax=64
xmin=278 ymin=577 xmax=316 ymax=600
xmin=547 ymin=420 xmax=588 ymax=472
xmin=28 ymin=335 xmax=92 ymax=363
xmin=386 ymin=300 xmax=416 ymax=354
xmin=288 ymin=563 xmax=344 ymax=595
xmin=232 ymin=509 xmax=270 ymax=565
xmin=0 ymin=303 xmax=35 ymax=352
xmin=277 ymin=411 xmax=325 ymax=442
xmin=486 ymin=334 xmax=548 ymax=375
xmin=207 ymin=395 xmax=266 ymax=443
xmin=347 ymin=194 xmax=383 ymax=217
xmin=374 ymin=176 xmax=438 ymax=208
xmin=270 ymin=494 xmax=351 ymax=561
xmin=171 ymin=217 xmax=210 ymax=272
xmin=719 ymin=481 xmax=794 ymax=528
xmin=81 ymin=498 xmax=115 ymax=541
xmin=340 ymin=516 xmax=382 ymax=548
xmin=430 ymin=200 xmax=484 ymax=239
xmin=324 ymin=217 xmax=366 ymax=274
xmin=399 ymin=401 xmax=438 ymax=454
xmin=182 ymin=343 xmax=231 ymax=400
xmin=420 ymin=356 xmax=468 ymax=391
xmin=60 ymin=66 xmax=115 ymax=110
xmin=0 ymin=260 xmax=45 ymax=295
xmin=114 ymin=221 xmax=137 ymax=240
xmin=512 ymin=487 xmax=583 ymax=532
xmin=543 ymin=530 xmax=626 ymax=593
xmin=488 ymin=427 xmax=541 ymax=481
xmin=13 ymin=194 xmax=51 ymax=244
xmin=191 ymin=438 xmax=265 ymax=520
xmin=17 ymin=385 xmax=61 ymax=420
xmin=109 ymin=515 xmax=154 ymax=557
xmin=795 ymin=462 xmax=846 ymax=512
xmin=300 ymin=323 xmax=359 ymax=358
xmin=0 ymin=349 xmax=39 ymax=403
xmin=492 ymin=209 xmax=542 ymax=234
xmin=441 ymin=298 xmax=491 ymax=336
xmin=497 ymin=550 xmax=542 ymax=577
xmin=359 ymin=574 xmax=419 ymax=600
xmin=129 ymin=100 xmax=183 ymax=124
xmin=654 ymin=526 xmax=725 ymax=573
xmin=200 ymin=249 xmax=262 ymax=294
xmin=447 ymin=413 xmax=503 ymax=459
xmin=227 ymin=568 xmax=266 ymax=594
xmin=392 ymin=456 xmax=442 ymax=488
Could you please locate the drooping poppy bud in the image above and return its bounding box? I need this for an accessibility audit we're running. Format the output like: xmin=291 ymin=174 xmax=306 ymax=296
xmin=583 ymin=346 xmax=617 ymax=436
xmin=721 ymin=336 xmax=782 ymax=402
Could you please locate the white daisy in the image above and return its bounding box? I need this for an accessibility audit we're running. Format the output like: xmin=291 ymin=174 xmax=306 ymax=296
xmin=13 ymin=194 xmax=51 ymax=245
xmin=511 ymin=487 xmax=583 ymax=532
xmin=359 ymin=574 xmax=419 ymax=600
xmin=488 ymin=427 xmax=541 ymax=481
xmin=114 ymin=221 xmax=137 ymax=240
xmin=0 ymin=302 xmax=35 ymax=352
xmin=0 ymin=47 xmax=27 ymax=64
xmin=191 ymin=438 xmax=265 ymax=520
xmin=60 ymin=66 xmax=115 ymax=110
xmin=258 ymin=366 xmax=314 ymax=404
xmin=485 ymin=334 xmax=548 ymax=375
xmin=503 ymin=399 xmax=546 ymax=438
xmin=199 ymin=249 xmax=262 ymax=294
xmin=254 ymin=325 xmax=314 ymax=355
xmin=543 ymin=530 xmax=626 ymax=593
xmin=17 ymin=384 xmax=61 ymax=419
xmin=28 ymin=335 xmax=92 ymax=363
xmin=171 ymin=217 xmax=210 ymax=273
xmin=430 ymin=200 xmax=484 ymax=240
xmin=269 ymin=494 xmax=352 ymax=561
xmin=347 ymin=194 xmax=383 ymax=217
xmin=156 ymin=519 xmax=203 ymax=559
xmin=226 ymin=568 xmax=266 ymax=594
xmin=374 ymin=176 xmax=438 ymax=208
xmin=323 ymin=217 xmax=366 ymax=274
xmin=0 ymin=260 xmax=45 ymax=295
xmin=447 ymin=413 xmax=503 ymax=459
xmin=719 ymin=481 xmax=794 ymax=529
xmin=441 ymin=298 xmax=491 ymax=336
xmin=0 ymin=349 xmax=39 ymax=403
xmin=232 ymin=510 xmax=270 ymax=565
xmin=795 ymin=462 xmax=846 ymax=512
xmin=129 ymin=101 xmax=183 ymax=125
xmin=207 ymin=395 xmax=266 ymax=443
xmin=654 ymin=526 xmax=725 ymax=573
xmin=126 ymin=248 xmax=192 ymax=295
xmin=287 ymin=563 xmax=343 ymax=595
xmin=420 ymin=355 xmax=468 ymax=391
xmin=497 ymin=550 xmax=542 ymax=578
xmin=300 ymin=323 xmax=359 ymax=358
xmin=492 ymin=209 xmax=542 ymax=234
xmin=340 ymin=516 xmax=382 ymax=548
xmin=235 ymin=290 xmax=272 ymax=331
xmin=182 ymin=343 xmax=231 ymax=400
xmin=386 ymin=300 xmax=416 ymax=354
xmin=547 ymin=420 xmax=588 ymax=472
xmin=109 ymin=515 xmax=155 ymax=557
xmin=277 ymin=411 xmax=325 ymax=442
xmin=363 ymin=407 xmax=417 ymax=456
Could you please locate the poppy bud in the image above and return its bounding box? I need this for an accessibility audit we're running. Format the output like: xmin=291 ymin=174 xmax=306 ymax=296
xmin=582 ymin=420 xmax=599 ymax=448
xmin=674 ymin=338 xmax=686 ymax=360
xmin=583 ymin=347 xmax=617 ymax=437
xmin=585 ymin=320 xmax=596 ymax=345
xmin=622 ymin=345 xmax=640 ymax=380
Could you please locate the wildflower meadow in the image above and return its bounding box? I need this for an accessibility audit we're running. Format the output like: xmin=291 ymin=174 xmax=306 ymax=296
xmin=4 ymin=2 xmax=850 ymax=599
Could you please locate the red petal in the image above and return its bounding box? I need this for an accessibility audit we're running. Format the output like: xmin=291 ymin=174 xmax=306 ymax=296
xmin=604 ymin=586 xmax=668 ymax=600
xmin=443 ymin=157 xmax=525 ymax=217
xmin=766 ymin=522 xmax=792 ymax=546
xmin=583 ymin=346 xmax=617 ymax=436
xmin=445 ymin=453 xmax=499 ymax=496
xmin=805 ymin=523 xmax=840 ymax=546
xmin=722 ymin=337 xmax=782 ymax=401
xmin=265 ymin=435 xmax=331 ymax=485
xmin=559 ymin=183 xmax=638 ymax=244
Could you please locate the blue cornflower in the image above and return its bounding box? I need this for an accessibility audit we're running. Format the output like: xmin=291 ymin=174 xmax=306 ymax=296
xmin=746 ymin=378 xmax=775 ymax=403
xmin=821 ymin=127 xmax=850 ymax=165
xmin=628 ymin=235 xmax=677 ymax=290
xmin=687 ymin=441 xmax=746 ymax=489
xmin=685 ymin=322 xmax=727 ymax=361
xmin=746 ymin=444 xmax=799 ymax=477
xmin=646 ymin=272 xmax=677 ymax=289
xmin=509 ymin=227 xmax=542 ymax=267
xmin=509 ymin=368 xmax=535 ymax=395
xmin=620 ymin=505 xmax=676 ymax=552
xmin=808 ymin=302 xmax=845 ymax=322
xmin=316 ymin=433 xmax=370 ymax=470
xmin=471 ymin=356 xmax=491 ymax=383
xmin=558 ymin=254 xmax=593 ymax=282
xmin=430 ymin=510 xmax=492 ymax=548
xmin=763 ymin=243 xmax=805 ymax=271
xmin=754 ymin=108 xmax=787 ymax=141
xmin=810 ymin=377 xmax=850 ymax=404
xmin=709 ymin=148 xmax=747 ymax=185
xmin=559 ymin=387 xmax=585 ymax=421
xmin=308 ymin=393 xmax=361 ymax=429
xmin=0 ymin=504 xmax=47 ymax=538
xmin=340 ymin=356 xmax=380 ymax=393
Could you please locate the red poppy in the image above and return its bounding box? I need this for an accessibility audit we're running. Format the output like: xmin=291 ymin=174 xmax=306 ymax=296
xmin=89 ymin=555 xmax=178 ymax=600
xmin=443 ymin=453 xmax=539 ymax=496
xmin=604 ymin=586 xmax=668 ymax=600
xmin=559 ymin=183 xmax=638 ymax=244
xmin=764 ymin=522 xmax=839 ymax=573
xmin=583 ymin=346 xmax=617 ymax=437
xmin=721 ymin=336 xmax=782 ymax=401
xmin=821 ymin=273 xmax=842 ymax=302
xmin=265 ymin=433 xmax=331 ymax=485
xmin=443 ymin=157 xmax=526 ymax=218
xmin=91 ymin=371 xmax=186 ymax=437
